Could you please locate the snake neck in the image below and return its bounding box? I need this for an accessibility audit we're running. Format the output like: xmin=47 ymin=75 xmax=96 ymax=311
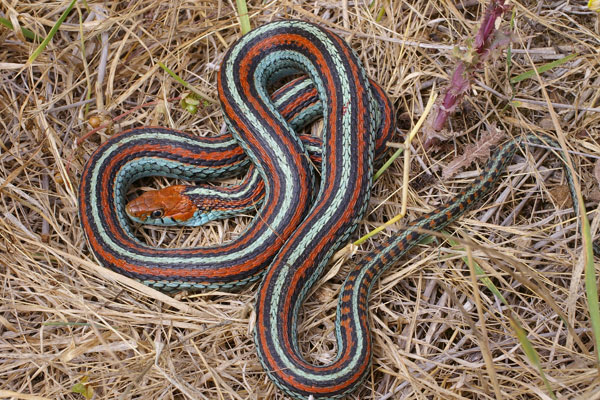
xmin=182 ymin=164 xmax=265 ymax=225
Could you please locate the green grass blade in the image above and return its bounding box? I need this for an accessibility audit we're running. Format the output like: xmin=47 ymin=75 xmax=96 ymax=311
xmin=28 ymin=0 xmax=78 ymax=63
xmin=510 ymin=54 xmax=576 ymax=84
xmin=0 ymin=16 xmax=40 ymax=41
xmin=582 ymin=204 xmax=600 ymax=365
xmin=506 ymin=9 xmax=514 ymax=77
xmin=158 ymin=61 xmax=217 ymax=104
xmin=158 ymin=61 xmax=190 ymax=89
xmin=375 ymin=5 xmax=386 ymax=22
xmin=446 ymin=236 xmax=508 ymax=305
xmin=508 ymin=313 xmax=557 ymax=399
xmin=373 ymin=146 xmax=403 ymax=181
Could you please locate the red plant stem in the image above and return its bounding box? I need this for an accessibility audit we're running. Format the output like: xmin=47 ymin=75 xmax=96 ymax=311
xmin=431 ymin=0 xmax=510 ymax=132
xmin=432 ymin=63 xmax=468 ymax=131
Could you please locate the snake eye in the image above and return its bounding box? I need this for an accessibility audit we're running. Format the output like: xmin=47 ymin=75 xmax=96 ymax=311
xmin=150 ymin=209 xmax=164 ymax=219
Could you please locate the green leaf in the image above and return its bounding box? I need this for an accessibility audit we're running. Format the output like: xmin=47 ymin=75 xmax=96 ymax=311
xmin=72 ymin=376 xmax=94 ymax=399
xmin=510 ymin=99 xmax=522 ymax=107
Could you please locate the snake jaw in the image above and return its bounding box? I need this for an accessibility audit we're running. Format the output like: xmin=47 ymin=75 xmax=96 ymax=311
xmin=126 ymin=185 xmax=197 ymax=225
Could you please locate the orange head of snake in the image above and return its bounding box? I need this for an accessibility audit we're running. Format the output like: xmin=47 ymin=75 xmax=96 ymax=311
xmin=126 ymin=185 xmax=217 ymax=226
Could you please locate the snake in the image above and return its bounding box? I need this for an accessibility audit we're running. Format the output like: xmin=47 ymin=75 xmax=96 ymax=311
xmin=79 ymin=20 xmax=598 ymax=399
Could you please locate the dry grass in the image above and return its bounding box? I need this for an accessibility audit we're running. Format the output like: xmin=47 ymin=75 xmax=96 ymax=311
xmin=1 ymin=1 xmax=600 ymax=399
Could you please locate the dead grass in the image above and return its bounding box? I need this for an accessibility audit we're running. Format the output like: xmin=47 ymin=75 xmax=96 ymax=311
xmin=1 ymin=1 xmax=600 ymax=399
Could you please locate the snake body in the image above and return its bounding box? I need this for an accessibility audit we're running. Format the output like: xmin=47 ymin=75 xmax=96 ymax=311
xmin=79 ymin=20 xmax=597 ymax=399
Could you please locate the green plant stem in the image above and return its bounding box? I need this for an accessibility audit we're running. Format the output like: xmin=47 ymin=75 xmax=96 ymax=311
xmin=235 ymin=0 xmax=251 ymax=34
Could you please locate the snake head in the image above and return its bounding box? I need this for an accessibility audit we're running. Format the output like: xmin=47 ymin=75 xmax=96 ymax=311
xmin=126 ymin=185 xmax=205 ymax=226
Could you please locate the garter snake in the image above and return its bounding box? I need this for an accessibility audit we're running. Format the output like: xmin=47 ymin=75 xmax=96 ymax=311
xmin=79 ymin=20 xmax=598 ymax=399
